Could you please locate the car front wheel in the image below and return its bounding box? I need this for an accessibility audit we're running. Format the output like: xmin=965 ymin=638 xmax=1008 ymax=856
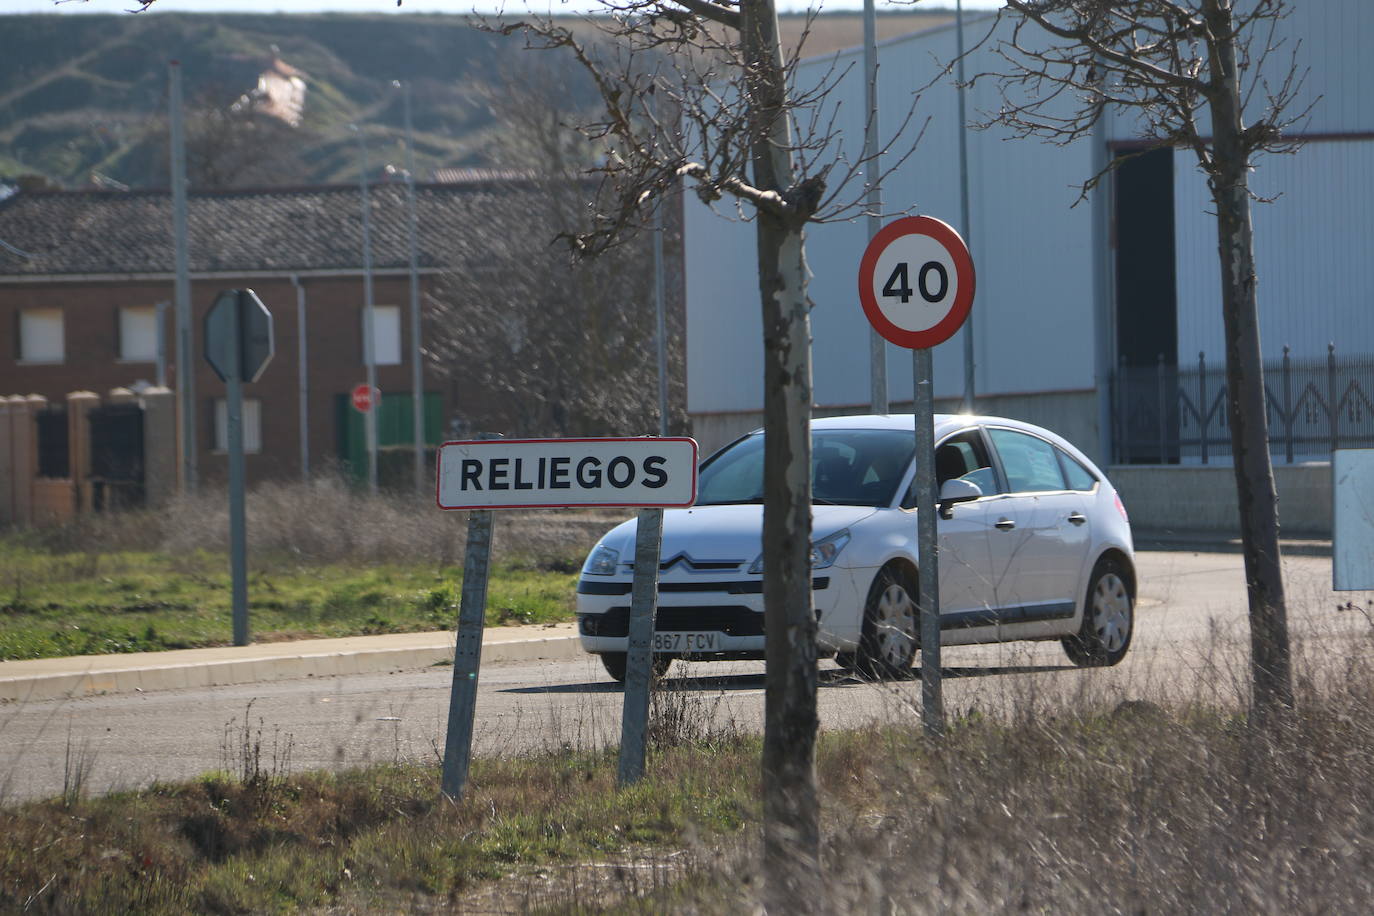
xmin=1063 ymin=558 xmax=1134 ymax=667
xmin=852 ymin=566 xmax=919 ymax=679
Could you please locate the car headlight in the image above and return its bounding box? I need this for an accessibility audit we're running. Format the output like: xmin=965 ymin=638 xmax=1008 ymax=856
xmin=582 ymin=544 xmax=620 ymax=576
xmin=747 ymin=529 xmax=852 ymax=574
xmin=810 ymin=529 xmax=852 ymax=569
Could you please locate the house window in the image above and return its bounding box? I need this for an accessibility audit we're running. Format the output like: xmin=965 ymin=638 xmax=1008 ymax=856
xmin=119 ymin=305 xmax=158 ymax=362
xmin=18 ymin=308 xmax=64 ymax=363
xmin=364 ymin=305 xmax=402 ymax=366
xmin=214 ymin=398 xmax=262 ymax=453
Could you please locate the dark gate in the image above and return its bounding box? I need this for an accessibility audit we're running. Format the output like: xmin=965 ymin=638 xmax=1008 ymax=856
xmin=35 ymin=408 xmax=69 ymax=478
xmin=88 ymin=403 xmax=144 ymax=510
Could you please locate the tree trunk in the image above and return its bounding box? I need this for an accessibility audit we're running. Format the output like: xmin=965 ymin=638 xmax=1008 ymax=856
xmin=757 ymin=214 xmax=820 ymax=909
xmin=1205 ymin=1 xmax=1294 ymax=723
xmin=739 ymin=0 xmax=822 ymax=909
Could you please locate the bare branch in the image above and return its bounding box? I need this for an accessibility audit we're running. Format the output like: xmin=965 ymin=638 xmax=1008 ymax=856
xmin=1005 ymin=0 xmax=1209 ymax=95
xmin=667 ymin=0 xmax=741 ymax=30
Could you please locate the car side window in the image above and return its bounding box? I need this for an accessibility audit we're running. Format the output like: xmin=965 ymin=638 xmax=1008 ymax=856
xmin=988 ymin=428 xmax=1066 ymax=493
xmin=1057 ymin=448 xmax=1098 ymax=491
xmin=903 ymin=430 xmax=997 ymax=508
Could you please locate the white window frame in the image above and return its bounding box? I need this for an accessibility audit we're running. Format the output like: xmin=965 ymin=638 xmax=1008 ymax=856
xmin=18 ymin=308 xmax=64 ymax=363
xmin=214 ymin=398 xmax=262 ymax=454
xmin=118 ymin=305 xmax=158 ymax=362
xmin=364 ymin=304 xmax=402 ymax=366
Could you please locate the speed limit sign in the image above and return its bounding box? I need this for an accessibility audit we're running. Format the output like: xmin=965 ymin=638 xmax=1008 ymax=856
xmin=858 ymin=215 xmax=974 ymax=350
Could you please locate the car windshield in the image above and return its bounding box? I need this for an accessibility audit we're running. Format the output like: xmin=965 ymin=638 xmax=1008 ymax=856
xmin=696 ymin=428 xmax=915 ymax=507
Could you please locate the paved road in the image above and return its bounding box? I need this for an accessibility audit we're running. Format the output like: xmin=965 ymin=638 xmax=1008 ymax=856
xmin=1 ymin=549 xmax=1368 ymax=804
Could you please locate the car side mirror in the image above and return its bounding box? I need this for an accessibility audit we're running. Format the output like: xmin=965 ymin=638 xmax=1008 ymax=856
xmin=938 ymin=478 xmax=983 ymax=518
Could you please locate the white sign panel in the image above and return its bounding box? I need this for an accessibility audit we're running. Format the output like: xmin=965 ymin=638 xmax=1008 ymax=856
xmin=1334 ymin=448 xmax=1374 ymax=591
xmin=436 ymin=437 xmax=698 ymax=510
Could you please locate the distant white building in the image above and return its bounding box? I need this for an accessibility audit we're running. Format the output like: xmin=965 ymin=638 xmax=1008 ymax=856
xmin=253 ymin=57 xmax=307 ymax=127
xmin=685 ymin=2 xmax=1374 ymax=470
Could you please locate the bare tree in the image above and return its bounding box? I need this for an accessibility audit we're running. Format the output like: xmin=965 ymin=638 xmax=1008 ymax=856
xmin=480 ymin=2 xmax=919 ymax=907
xmin=423 ymin=62 xmax=685 ymax=440
xmin=428 ymin=204 xmax=674 ymax=438
xmin=984 ymin=0 xmax=1309 ymax=722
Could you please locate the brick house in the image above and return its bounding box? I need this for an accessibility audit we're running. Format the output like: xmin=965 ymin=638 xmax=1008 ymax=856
xmin=0 ymin=179 xmax=680 ymax=496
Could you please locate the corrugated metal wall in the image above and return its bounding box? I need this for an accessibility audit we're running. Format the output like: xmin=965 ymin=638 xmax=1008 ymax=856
xmin=1174 ymin=139 xmax=1374 ymax=364
xmin=686 ymin=1 xmax=1373 ymax=416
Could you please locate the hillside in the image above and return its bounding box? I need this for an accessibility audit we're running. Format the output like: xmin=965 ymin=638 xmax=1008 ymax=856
xmin=0 ymin=9 xmax=954 ymax=190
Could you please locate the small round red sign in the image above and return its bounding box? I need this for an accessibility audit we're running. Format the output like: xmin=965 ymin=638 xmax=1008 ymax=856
xmin=351 ymin=383 xmax=377 ymax=413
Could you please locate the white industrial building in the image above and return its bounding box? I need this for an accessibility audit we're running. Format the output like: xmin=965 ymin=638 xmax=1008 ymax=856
xmin=683 ymin=2 xmax=1373 ymax=534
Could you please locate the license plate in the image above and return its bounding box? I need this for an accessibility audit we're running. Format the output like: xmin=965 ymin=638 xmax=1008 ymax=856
xmin=652 ymin=632 xmax=720 ymax=653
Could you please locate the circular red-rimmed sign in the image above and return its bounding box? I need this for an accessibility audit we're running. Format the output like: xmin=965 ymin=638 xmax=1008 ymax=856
xmin=858 ymin=215 xmax=975 ymax=350
xmin=351 ymin=383 xmax=378 ymax=413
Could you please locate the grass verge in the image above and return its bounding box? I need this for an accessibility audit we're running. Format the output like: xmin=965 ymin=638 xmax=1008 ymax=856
xmin=0 ymin=550 xmax=575 ymax=660
xmin=0 ymin=477 xmax=624 ymax=661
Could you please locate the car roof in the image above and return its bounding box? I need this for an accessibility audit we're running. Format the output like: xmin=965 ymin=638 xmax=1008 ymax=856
xmin=803 ymin=413 xmax=1044 ymax=438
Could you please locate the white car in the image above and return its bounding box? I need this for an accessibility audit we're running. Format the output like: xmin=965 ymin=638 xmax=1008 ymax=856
xmin=577 ymin=414 xmax=1136 ymax=681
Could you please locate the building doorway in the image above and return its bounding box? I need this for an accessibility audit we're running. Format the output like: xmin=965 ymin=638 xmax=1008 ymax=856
xmin=1114 ymin=146 xmax=1179 ymax=463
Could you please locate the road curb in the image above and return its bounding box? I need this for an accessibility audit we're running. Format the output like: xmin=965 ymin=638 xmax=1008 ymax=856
xmin=1135 ymin=531 xmax=1332 ymax=558
xmin=0 ymin=630 xmax=584 ymax=704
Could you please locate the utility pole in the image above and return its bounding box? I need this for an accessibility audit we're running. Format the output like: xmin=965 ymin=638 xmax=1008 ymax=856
xmin=354 ymin=125 xmax=379 ymax=494
xmin=293 ymin=274 xmax=309 ymax=479
xmin=863 ymin=0 xmax=888 ymax=415
xmin=155 ymin=300 xmax=169 ymax=389
xmin=399 ymin=81 xmax=426 ymax=493
xmin=956 ymin=0 xmax=975 ymax=413
xmin=653 ymin=199 xmax=670 ymax=437
xmin=169 ymin=61 xmax=196 ymax=490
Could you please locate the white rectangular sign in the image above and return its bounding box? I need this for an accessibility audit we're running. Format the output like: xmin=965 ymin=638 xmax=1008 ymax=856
xmin=1334 ymin=448 xmax=1374 ymax=591
xmin=436 ymin=437 xmax=698 ymax=510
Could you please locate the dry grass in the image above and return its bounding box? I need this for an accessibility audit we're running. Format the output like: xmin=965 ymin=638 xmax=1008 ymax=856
xmin=6 ymin=643 xmax=1374 ymax=913
xmin=624 ymin=646 xmax=1374 ymax=913
xmin=24 ymin=472 xmax=628 ymax=571
xmin=0 ymin=734 xmax=757 ymax=914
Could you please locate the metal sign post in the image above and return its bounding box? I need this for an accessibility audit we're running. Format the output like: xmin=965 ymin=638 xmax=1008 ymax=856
xmin=912 ymin=349 xmax=943 ymax=736
xmin=169 ymin=61 xmax=196 ymax=493
xmin=618 ymin=507 xmax=665 ymax=785
xmin=858 ymin=216 xmax=975 ymax=738
xmin=441 ymin=507 xmax=494 ymax=800
xmin=225 ymin=307 xmax=248 ymax=646
xmin=435 ymin=436 xmax=698 ymax=801
xmin=204 ymin=289 xmax=275 ymax=647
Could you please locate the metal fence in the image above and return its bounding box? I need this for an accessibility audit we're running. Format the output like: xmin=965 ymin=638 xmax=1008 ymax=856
xmin=1112 ymin=345 xmax=1374 ymax=465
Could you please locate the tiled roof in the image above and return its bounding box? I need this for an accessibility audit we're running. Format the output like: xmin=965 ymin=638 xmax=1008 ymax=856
xmin=431 ymin=167 xmax=536 ymax=184
xmin=0 ymin=180 xmax=560 ymax=278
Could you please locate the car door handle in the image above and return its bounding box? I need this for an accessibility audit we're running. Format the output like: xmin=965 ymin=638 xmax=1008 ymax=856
xmin=1067 ymin=512 xmax=1088 ymax=526
xmin=994 ymin=518 xmax=1016 ymax=530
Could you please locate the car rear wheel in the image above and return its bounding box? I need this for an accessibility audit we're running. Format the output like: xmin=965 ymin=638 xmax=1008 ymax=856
xmin=852 ymin=566 xmax=918 ymax=679
xmin=1063 ymin=558 xmax=1134 ymax=667
xmin=599 ymin=651 xmax=672 ymax=683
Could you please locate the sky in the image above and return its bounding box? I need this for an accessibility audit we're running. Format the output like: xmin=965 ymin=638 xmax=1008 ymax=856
xmin=10 ymin=0 xmax=1004 ymax=15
